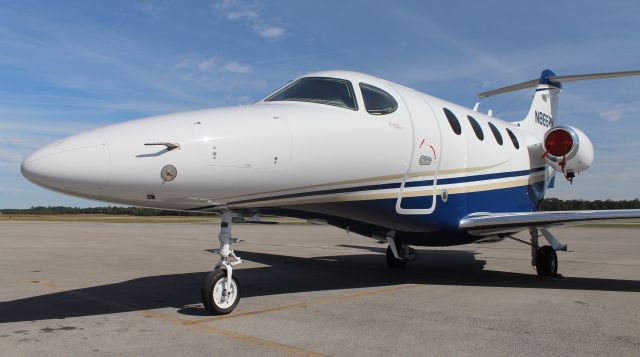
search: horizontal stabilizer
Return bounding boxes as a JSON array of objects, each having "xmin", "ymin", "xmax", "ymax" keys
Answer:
[
  {"xmin": 478, "ymin": 79, "xmax": 539, "ymax": 98},
  {"xmin": 460, "ymin": 209, "xmax": 640, "ymax": 236},
  {"xmin": 548, "ymin": 70, "xmax": 640, "ymax": 83},
  {"xmin": 479, "ymin": 70, "xmax": 640, "ymax": 98}
]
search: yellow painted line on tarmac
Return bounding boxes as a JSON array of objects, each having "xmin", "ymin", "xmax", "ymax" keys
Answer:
[
  {"xmin": 140, "ymin": 309, "xmax": 325, "ymax": 357},
  {"xmin": 186, "ymin": 283, "xmax": 420, "ymax": 325},
  {"xmin": 32, "ymin": 279, "xmax": 68, "ymax": 291},
  {"xmin": 29, "ymin": 280, "xmax": 325, "ymax": 357}
]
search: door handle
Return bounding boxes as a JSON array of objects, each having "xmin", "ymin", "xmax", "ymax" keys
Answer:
[{"xmin": 144, "ymin": 142, "xmax": 180, "ymax": 151}]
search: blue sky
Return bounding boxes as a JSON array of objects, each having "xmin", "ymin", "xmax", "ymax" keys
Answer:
[{"xmin": 1, "ymin": 0, "xmax": 639, "ymax": 208}]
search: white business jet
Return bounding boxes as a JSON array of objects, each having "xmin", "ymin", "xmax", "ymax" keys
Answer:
[{"xmin": 21, "ymin": 68, "xmax": 640, "ymax": 314}]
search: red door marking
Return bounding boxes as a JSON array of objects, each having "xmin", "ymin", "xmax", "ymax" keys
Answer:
[{"xmin": 429, "ymin": 145, "xmax": 436, "ymax": 160}]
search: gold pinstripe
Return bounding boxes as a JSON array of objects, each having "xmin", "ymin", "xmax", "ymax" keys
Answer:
[
  {"xmin": 227, "ymin": 173, "xmax": 545, "ymax": 209},
  {"xmin": 216, "ymin": 160, "xmax": 510, "ymax": 202}
]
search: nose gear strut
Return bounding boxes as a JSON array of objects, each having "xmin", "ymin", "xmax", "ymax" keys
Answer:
[{"xmin": 201, "ymin": 211, "xmax": 243, "ymax": 314}]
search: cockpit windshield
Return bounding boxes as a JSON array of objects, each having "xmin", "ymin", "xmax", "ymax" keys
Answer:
[{"xmin": 265, "ymin": 77, "xmax": 358, "ymax": 110}]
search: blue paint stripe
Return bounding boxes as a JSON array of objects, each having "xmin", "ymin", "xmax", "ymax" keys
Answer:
[
  {"xmin": 406, "ymin": 168, "xmax": 544, "ymax": 188},
  {"xmin": 191, "ymin": 167, "xmax": 546, "ymax": 209}
]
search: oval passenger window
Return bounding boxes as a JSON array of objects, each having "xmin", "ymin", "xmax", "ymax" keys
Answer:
[
  {"xmin": 443, "ymin": 108, "xmax": 462, "ymax": 135},
  {"xmin": 506, "ymin": 128, "xmax": 520, "ymax": 149},
  {"xmin": 488, "ymin": 122, "xmax": 503, "ymax": 145},
  {"xmin": 467, "ymin": 115, "xmax": 484, "ymax": 140}
]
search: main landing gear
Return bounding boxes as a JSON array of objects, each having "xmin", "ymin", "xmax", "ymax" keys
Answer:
[
  {"xmin": 528, "ymin": 227, "xmax": 566, "ymax": 278},
  {"xmin": 385, "ymin": 236, "xmax": 418, "ymax": 269},
  {"xmin": 201, "ymin": 211, "xmax": 243, "ymax": 314}
]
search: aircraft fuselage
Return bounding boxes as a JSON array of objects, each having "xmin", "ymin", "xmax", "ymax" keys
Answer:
[{"xmin": 21, "ymin": 71, "xmax": 547, "ymax": 246}]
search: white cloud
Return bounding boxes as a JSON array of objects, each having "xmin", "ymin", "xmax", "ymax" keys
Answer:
[
  {"xmin": 600, "ymin": 109, "xmax": 625, "ymax": 122},
  {"xmin": 198, "ymin": 58, "xmax": 217, "ymax": 72},
  {"xmin": 178, "ymin": 72, "xmax": 195, "ymax": 80},
  {"xmin": 223, "ymin": 61, "xmax": 252, "ymax": 73},
  {"xmin": 0, "ymin": 151, "xmax": 23, "ymax": 164},
  {"xmin": 175, "ymin": 57, "xmax": 252, "ymax": 76},
  {"xmin": 1, "ymin": 136, "xmax": 33, "ymax": 145},
  {"xmin": 599, "ymin": 106, "xmax": 640, "ymax": 122},
  {"xmin": 175, "ymin": 58, "xmax": 192, "ymax": 69},
  {"xmin": 0, "ymin": 135, "xmax": 51, "ymax": 151},
  {"xmin": 481, "ymin": 80, "xmax": 502, "ymax": 88},
  {"xmin": 227, "ymin": 10, "xmax": 259, "ymax": 20},
  {"xmin": 255, "ymin": 25, "xmax": 285, "ymax": 39},
  {"xmin": 0, "ymin": 135, "xmax": 59, "ymax": 169},
  {"xmin": 0, "ymin": 121, "xmax": 86, "ymax": 136},
  {"xmin": 211, "ymin": 0, "xmax": 286, "ymax": 40},
  {"xmin": 212, "ymin": 0, "xmax": 236, "ymax": 9},
  {"xmin": 134, "ymin": 0, "xmax": 166, "ymax": 19}
]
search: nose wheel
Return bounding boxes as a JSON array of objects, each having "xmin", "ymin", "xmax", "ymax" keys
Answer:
[
  {"xmin": 201, "ymin": 211, "xmax": 243, "ymax": 315},
  {"xmin": 202, "ymin": 269, "xmax": 241, "ymax": 314}
]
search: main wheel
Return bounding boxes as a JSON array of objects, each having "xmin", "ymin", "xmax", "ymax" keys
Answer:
[
  {"xmin": 201, "ymin": 269, "xmax": 240, "ymax": 315},
  {"xmin": 386, "ymin": 245, "xmax": 408, "ymax": 269},
  {"xmin": 535, "ymin": 245, "xmax": 558, "ymax": 277}
]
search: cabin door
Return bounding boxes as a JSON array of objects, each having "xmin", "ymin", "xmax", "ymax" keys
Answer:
[{"xmin": 395, "ymin": 90, "xmax": 442, "ymax": 215}]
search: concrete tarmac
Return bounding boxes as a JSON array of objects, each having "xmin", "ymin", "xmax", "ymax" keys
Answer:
[{"xmin": 1, "ymin": 221, "xmax": 639, "ymax": 356}]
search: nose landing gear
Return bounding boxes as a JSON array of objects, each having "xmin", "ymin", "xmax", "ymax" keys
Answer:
[
  {"xmin": 201, "ymin": 269, "xmax": 240, "ymax": 314},
  {"xmin": 201, "ymin": 211, "xmax": 243, "ymax": 315}
]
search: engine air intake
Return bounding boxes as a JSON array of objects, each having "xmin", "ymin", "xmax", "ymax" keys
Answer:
[
  {"xmin": 544, "ymin": 128, "xmax": 574, "ymax": 157},
  {"xmin": 542, "ymin": 125, "xmax": 594, "ymax": 183}
]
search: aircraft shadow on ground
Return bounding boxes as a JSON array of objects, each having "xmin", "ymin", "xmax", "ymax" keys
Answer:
[{"xmin": 2, "ymin": 247, "xmax": 639, "ymax": 323}]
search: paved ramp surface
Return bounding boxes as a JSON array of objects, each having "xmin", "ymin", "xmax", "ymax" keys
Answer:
[{"xmin": 1, "ymin": 222, "xmax": 639, "ymax": 356}]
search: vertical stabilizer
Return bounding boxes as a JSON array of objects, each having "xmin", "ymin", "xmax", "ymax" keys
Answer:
[
  {"xmin": 476, "ymin": 68, "xmax": 640, "ymax": 201},
  {"xmin": 516, "ymin": 70, "xmax": 561, "ymax": 140}
]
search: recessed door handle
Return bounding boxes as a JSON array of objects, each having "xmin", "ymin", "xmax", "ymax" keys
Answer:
[{"xmin": 144, "ymin": 142, "xmax": 180, "ymax": 151}]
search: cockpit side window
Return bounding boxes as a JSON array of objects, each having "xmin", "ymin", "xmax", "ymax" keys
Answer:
[
  {"xmin": 265, "ymin": 77, "xmax": 357, "ymax": 110},
  {"xmin": 359, "ymin": 83, "xmax": 398, "ymax": 115}
]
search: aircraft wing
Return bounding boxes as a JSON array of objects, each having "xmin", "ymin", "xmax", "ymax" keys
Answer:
[{"xmin": 459, "ymin": 209, "xmax": 640, "ymax": 236}]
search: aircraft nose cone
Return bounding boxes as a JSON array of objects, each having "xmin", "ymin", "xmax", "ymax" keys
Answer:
[{"xmin": 21, "ymin": 130, "xmax": 110, "ymax": 198}]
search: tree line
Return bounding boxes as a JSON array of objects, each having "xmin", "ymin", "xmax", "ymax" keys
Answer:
[
  {"xmin": 1, "ymin": 199, "xmax": 639, "ymax": 216},
  {"xmin": 539, "ymin": 198, "xmax": 640, "ymax": 211}
]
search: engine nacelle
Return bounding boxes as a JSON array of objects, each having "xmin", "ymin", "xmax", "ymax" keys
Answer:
[{"xmin": 543, "ymin": 125, "xmax": 594, "ymax": 179}]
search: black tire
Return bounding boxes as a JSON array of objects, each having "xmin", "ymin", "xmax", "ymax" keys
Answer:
[
  {"xmin": 407, "ymin": 247, "xmax": 418, "ymax": 262},
  {"xmin": 386, "ymin": 245, "xmax": 408, "ymax": 269},
  {"xmin": 535, "ymin": 245, "xmax": 558, "ymax": 277},
  {"xmin": 201, "ymin": 269, "xmax": 240, "ymax": 315}
]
